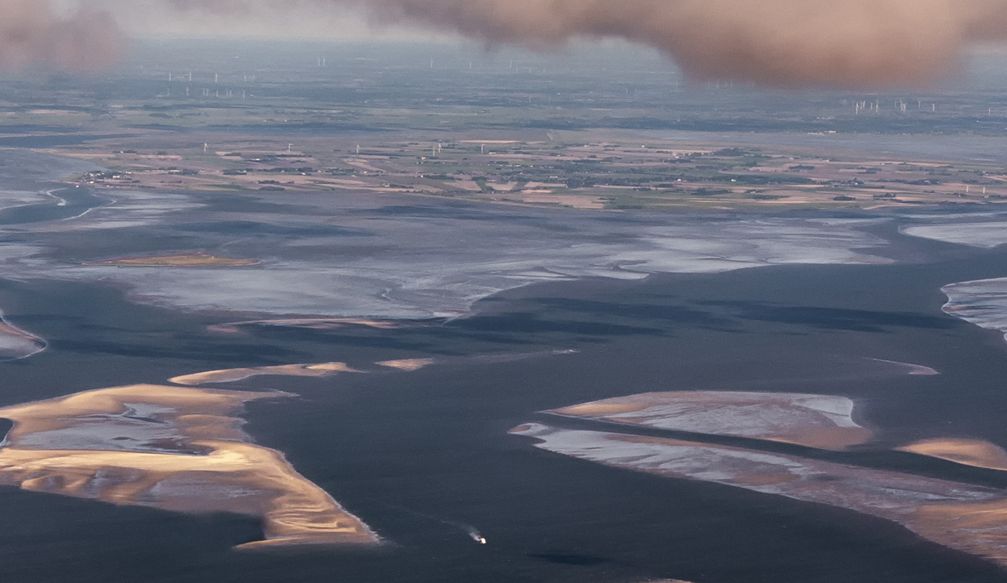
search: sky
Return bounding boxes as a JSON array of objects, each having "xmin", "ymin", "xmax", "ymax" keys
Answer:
[{"xmin": 11, "ymin": 0, "xmax": 1007, "ymax": 87}]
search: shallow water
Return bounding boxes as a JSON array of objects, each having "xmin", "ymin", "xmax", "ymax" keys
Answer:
[{"xmin": 2, "ymin": 236, "xmax": 1007, "ymax": 581}]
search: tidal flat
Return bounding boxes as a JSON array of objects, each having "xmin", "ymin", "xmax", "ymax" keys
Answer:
[{"xmin": 2, "ymin": 233, "xmax": 1007, "ymax": 582}]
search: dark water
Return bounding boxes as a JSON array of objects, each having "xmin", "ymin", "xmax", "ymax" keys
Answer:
[
  {"xmin": 0, "ymin": 187, "xmax": 107, "ymax": 226},
  {"xmin": 2, "ymin": 239, "xmax": 1007, "ymax": 582}
]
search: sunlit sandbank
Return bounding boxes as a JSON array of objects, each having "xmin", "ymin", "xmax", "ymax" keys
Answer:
[
  {"xmin": 512, "ymin": 423, "xmax": 1007, "ymax": 568},
  {"xmin": 899, "ymin": 439, "xmax": 1007, "ymax": 472},
  {"xmin": 208, "ymin": 318, "xmax": 407, "ymax": 334},
  {"xmin": 377, "ymin": 359, "xmax": 435, "ymax": 372},
  {"xmin": 88, "ymin": 252, "xmax": 261, "ymax": 268},
  {"xmin": 0, "ymin": 385, "xmax": 379, "ymax": 549},
  {"xmin": 0, "ymin": 310, "xmax": 46, "ymax": 361},
  {"xmin": 550, "ymin": 391, "xmax": 871, "ymax": 451},
  {"xmin": 902, "ymin": 221, "xmax": 1007, "ymax": 249},
  {"xmin": 170, "ymin": 363, "xmax": 361, "ymax": 386},
  {"xmin": 867, "ymin": 358, "xmax": 940, "ymax": 376}
]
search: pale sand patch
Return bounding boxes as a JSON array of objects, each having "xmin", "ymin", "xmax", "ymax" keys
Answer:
[
  {"xmin": 88, "ymin": 252, "xmax": 260, "ymax": 268},
  {"xmin": 0, "ymin": 385, "xmax": 379, "ymax": 549},
  {"xmin": 551, "ymin": 391, "xmax": 871, "ymax": 451},
  {"xmin": 170, "ymin": 363, "xmax": 361, "ymax": 386},
  {"xmin": 512, "ymin": 423, "xmax": 1007, "ymax": 569},
  {"xmin": 377, "ymin": 359, "xmax": 435, "ymax": 372},
  {"xmin": 899, "ymin": 439, "xmax": 1007, "ymax": 472}
]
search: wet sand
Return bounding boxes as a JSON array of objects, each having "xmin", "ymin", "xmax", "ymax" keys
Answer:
[
  {"xmin": 0, "ymin": 384, "xmax": 379, "ymax": 549},
  {"xmin": 550, "ymin": 391, "xmax": 872, "ymax": 451},
  {"xmin": 0, "ymin": 310, "xmax": 46, "ymax": 361},
  {"xmin": 512, "ymin": 423, "xmax": 1007, "ymax": 569}
]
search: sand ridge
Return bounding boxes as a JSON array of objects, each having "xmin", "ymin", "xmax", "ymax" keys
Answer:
[
  {"xmin": 170, "ymin": 362, "xmax": 361, "ymax": 386},
  {"xmin": 88, "ymin": 252, "xmax": 261, "ymax": 268}
]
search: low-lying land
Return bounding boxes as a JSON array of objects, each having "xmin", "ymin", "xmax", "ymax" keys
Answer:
[{"xmin": 44, "ymin": 131, "xmax": 1007, "ymax": 212}]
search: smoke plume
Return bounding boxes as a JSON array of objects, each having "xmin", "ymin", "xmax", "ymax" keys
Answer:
[
  {"xmin": 336, "ymin": 0, "xmax": 1007, "ymax": 87},
  {"xmin": 5, "ymin": 0, "xmax": 1007, "ymax": 86},
  {"xmin": 0, "ymin": 0, "xmax": 123, "ymax": 71}
]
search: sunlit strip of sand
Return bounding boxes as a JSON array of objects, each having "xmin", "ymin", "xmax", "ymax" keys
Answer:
[
  {"xmin": 511, "ymin": 423, "xmax": 1007, "ymax": 568},
  {"xmin": 866, "ymin": 358, "xmax": 940, "ymax": 376},
  {"xmin": 208, "ymin": 318, "xmax": 406, "ymax": 334},
  {"xmin": 550, "ymin": 391, "xmax": 871, "ymax": 451},
  {"xmin": 0, "ymin": 309, "xmax": 47, "ymax": 361},
  {"xmin": 902, "ymin": 222, "xmax": 1007, "ymax": 249},
  {"xmin": 898, "ymin": 439, "xmax": 1007, "ymax": 472},
  {"xmin": 377, "ymin": 359, "xmax": 435, "ymax": 372},
  {"xmin": 0, "ymin": 385, "xmax": 379, "ymax": 549},
  {"xmin": 170, "ymin": 362, "xmax": 361, "ymax": 386},
  {"xmin": 88, "ymin": 253, "xmax": 260, "ymax": 268}
]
